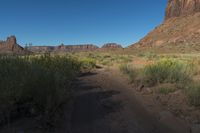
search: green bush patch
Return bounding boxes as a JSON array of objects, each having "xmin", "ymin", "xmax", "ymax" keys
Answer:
[
  {"xmin": 186, "ymin": 84, "xmax": 200, "ymax": 106},
  {"xmin": 0, "ymin": 55, "xmax": 95, "ymax": 127},
  {"xmin": 143, "ymin": 59, "xmax": 191, "ymax": 86}
]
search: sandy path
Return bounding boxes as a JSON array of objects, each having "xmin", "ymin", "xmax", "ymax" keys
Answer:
[{"xmin": 70, "ymin": 68, "xmax": 190, "ymax": 133}]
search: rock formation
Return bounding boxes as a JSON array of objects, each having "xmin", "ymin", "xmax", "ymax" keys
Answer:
[
  {"xmin": 28, "ymin": 44, "xmax": 99, "ymax": 53},
  {"xmin": 0, "ymin": 36, "xmax": 24, "ymax": 53},
  {"xmin": 27, "ymin": 46, "xmax": 55, "ymax": 53},
  {"xmin": 102, "ymin": 43, "xmax": 123, "ymax": 49},
  {"xmin": 131, "ymin": 0, "xmax": 200, "ymax": 49},
  {"xmin": 28, "ymin": 43, "xmax": 124, "ymax": 53},
  {"xmin": 57, "ymin": 44, "xmax": 99, "ymax": 52},
  {"xmin": 165, "ymin": 0, "xmax": 200, "ymax": 20}
]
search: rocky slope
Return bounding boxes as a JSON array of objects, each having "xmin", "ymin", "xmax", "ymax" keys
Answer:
[
  {"xmin": 131, "ymin": 0, "xmax": 200, "ymax": 49},
  {"xmin": 0, "ymin": 36, "xmax": 24, "ymax": 53}
]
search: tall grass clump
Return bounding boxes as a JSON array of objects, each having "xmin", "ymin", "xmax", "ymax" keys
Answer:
[
  {"xmin": 0, "ymin": 55, "xmax": 93, "ymax": 127},
  {"xmin": 185, "ymin": 84, "xmax": 200, "ymax": 106},
  {"xmin": 79, "ymin": 57, "xmax": 96, "ymax": 72},
  {"xmin": 137, "ymin": 52, "xmax": 158, "ymax": 60},
  {"xmin": 143, "ymin": 59, "xmax": 191, "ymax": 86},
  {"xmin": 120, "ymin": 64, "xmax": 138, "ymax": 82}
]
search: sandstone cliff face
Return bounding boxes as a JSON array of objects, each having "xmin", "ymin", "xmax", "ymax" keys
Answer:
[
  {"xmin": 27, "ymin": 46, "xmax": 55, "ymax": 53},
  {"xmin": 131, "ymin": 0, "xmax": 200, "ymax": 49},
  {"xmin": 102, "ymin": 43, "xmax": 123, "ymax": 49},
  {"xmin": 28, "ymin": 44, "xmax": 99, "ymax": 53},
  {"xmin": 0, "ymin": 36, "xmax": 24, "ymax": 53},
  {"xmin": 57, "ymin": 44, "xmax": 98, "ymax": 52},
  {"xmin": 165, "ymin": 0, "xmax": 200, "ymax": 20}
]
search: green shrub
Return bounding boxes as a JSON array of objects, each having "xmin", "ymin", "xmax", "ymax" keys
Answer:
[
  {"xmin": 186, "ymin": 84, "xmax": 200, "ymax": 106},
  {"xmin": 101, "ymin": 59, "xmax": 112, "ymax": 66},
  {"xmin": 143, "ymin": 59, "xmax": 191, "ymax": 86},
  {"xmin": 120, "ymin": 64, "xmax": 138, "ymax": 82},
  {"xmin": 117, "ymin": 55, "xmax": 132, "ymax": 63},
  {"xmin": 79, "ymin": 57, "xmax": 96, "ymax": 72},
  {"xmin": 0, "ymin": 55, "xmax": 92, "ymax": 126},
  {"xmin": 143, "ymin": 52, "xmax": 158, "ymax": 60},
  {"xmin": 156, "ymin": 87, "xmax": 175, "ymax": 95}
]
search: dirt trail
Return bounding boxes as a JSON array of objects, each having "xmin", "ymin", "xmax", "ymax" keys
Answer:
[
  {"xmin": 70, "ymin": 67, "xmax": 190, "ymax": 133},
  {"xmin": 0, "ymin": 67, "xmax": 191, "ymax": 133}
]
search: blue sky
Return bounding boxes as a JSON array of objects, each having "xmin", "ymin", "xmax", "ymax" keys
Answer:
[{"xmin": 0, "ymin": 0, "xmax": 167, "ymax": 47}]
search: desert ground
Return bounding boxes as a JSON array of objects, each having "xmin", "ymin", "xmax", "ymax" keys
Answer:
[{"xmin": 0, "ymin": 49, "xmax": 200, "ymax": 133}]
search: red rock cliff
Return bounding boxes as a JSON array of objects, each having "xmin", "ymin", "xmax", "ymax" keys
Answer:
[
  {"xmin": 130, "ymin": 0, "xmax": 200, "ymax": 48},
  {"xmin": 0, "ymin": 36, "xmax": 24, "ymax": 53},
  {"xmin": 165, "ymin": 0, "xmax": 200, "ymax": 20}
]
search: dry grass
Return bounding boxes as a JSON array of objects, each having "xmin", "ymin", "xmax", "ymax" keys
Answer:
[{"xmin": 0, "ymin": 54, "xmax": 96, "ymax": 127}]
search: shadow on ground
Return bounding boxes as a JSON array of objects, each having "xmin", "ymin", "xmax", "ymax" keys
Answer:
[{"xmin": 71, "ymin": 72, "xmax": 122, "ymax": 132}]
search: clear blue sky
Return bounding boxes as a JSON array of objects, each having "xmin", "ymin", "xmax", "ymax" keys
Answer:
[{"xmin": 0, "ymin": 0, "xmax": 167, "ymax": 47}]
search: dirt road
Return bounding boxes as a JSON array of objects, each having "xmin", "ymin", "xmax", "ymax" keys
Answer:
[{"xmin": 70, "ymin": 67, "xmax": 190, "ymax": 133}]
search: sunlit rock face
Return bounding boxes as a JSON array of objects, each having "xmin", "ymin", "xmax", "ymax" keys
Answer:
[
  {"xmin": 165, "ymin": 0, "xmax": 200, "ymax": 20},
  {"xmin": 130, "ymin": 0, "xmax": 200, "ymax": 49}
]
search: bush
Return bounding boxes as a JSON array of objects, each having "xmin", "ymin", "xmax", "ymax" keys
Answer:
[
  {"xmin": 186, "ymin": 84, "xmax": 200, "ymax": 106},
  {"xmin": 157, "ymin": 87, "xmax": 175, "ymax": 95},
  {"xmin": 0, "ymin": 55, "xmax": 88, "ymax": 126},
  {"xmin": 143, "ymin": 59, "xmax": 191, "ymax": 86},
  {"xmin": 120, "ymin": 64, "xmax": 138, "ymax": 82},
  {"xmin": 143, "ymin": 52, "xmax": 158, "ymax": 60},
  {"xmin": 79, "ymin": 57, "xmax": 96, "ymax": 72}
]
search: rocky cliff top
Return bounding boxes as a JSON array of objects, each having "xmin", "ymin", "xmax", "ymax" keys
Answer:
[{"xmin": 165, "ymin": 0, "xmax": 200, "ymax": 20}]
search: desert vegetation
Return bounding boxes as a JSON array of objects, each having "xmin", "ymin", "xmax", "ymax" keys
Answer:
[
  {"xmin": 0, "ymin": 54, "xmax": 96, "ymax": 127},
  {"xmin": 1, "ymin": 50, "xmax": 200, "ymax": 132},
  {"xmin": 68, "ymin": 52, "xmax": 133, "ymax": 66},
  {"xmin": 120, "ymin": 54, "xmax": 200, "ymax": 107}
]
